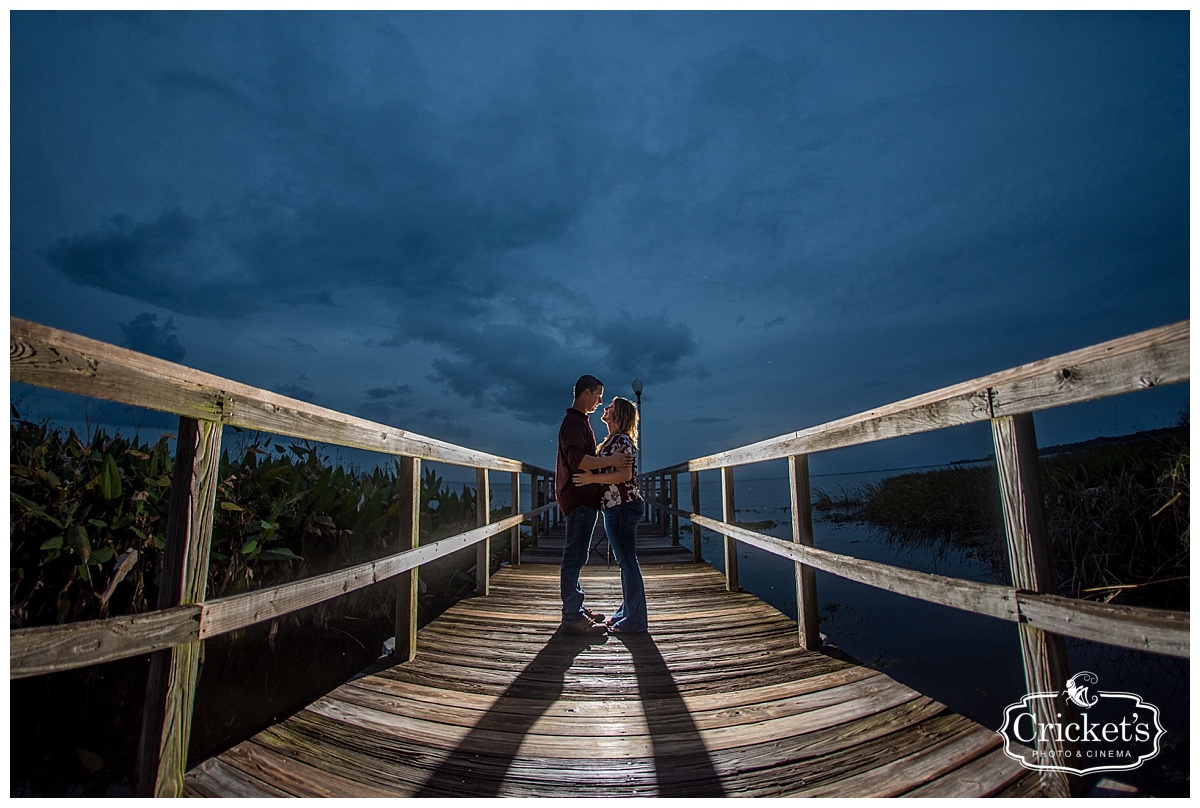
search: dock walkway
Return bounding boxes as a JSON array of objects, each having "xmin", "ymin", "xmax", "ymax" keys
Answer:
[{"xmin": 184, "ymin": 540, "xmax": 1046, "ymax": 797}]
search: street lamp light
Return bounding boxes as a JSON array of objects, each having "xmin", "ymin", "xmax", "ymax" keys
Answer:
[{"xmin": 631, "ymin": 379, "xmax": 643, "ymax": 489}]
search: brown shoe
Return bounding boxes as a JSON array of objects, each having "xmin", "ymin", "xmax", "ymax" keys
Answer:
[
  {"xmin": 583, "ymin": 607, "xmax": 606, "ymax": 623},
  {"xmin": 561, "ymin": 618, "xmax": 607, "ymax": 636}
]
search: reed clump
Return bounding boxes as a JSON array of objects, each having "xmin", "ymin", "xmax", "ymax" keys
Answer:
[
  {"xmin": 817, "ymin": 426, "xmax": 1189, "ymax": 609},
  {"xmin": 10, "ymin": 411, "xmax": 521, "ymax": 630},
  {"xmin": 9, "ymin": 411, "xmax": 528, "ymax": 796}
]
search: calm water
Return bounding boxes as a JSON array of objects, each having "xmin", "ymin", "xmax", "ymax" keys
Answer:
[{"xmin": 679, "ymin": 473, "xmax": 1189, "ymax": 797}]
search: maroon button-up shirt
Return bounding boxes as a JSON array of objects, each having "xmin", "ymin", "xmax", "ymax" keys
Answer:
[{"xmin": 555, "ymin": 407, "xmax": 601, "ymax": 515}]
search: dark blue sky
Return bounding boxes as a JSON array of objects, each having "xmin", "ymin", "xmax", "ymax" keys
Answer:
[{"xmin": 9, "ymin": 11, "xmax": 1190, "ymax": 477}]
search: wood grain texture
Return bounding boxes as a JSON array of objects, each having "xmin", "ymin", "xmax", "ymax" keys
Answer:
[
  {"xmin": 9, "ymin": 605, "xmax": 201, "ymax": 678},
  {"xmin": 394, "ymin": 457, "xmax": 421, "ymax": 662},
  {"xmin": 992, "ymin": 413, "xmax": 1075, "ymax": 797},
  {"xmin": 10, "ymin": 317, "xmax": 552, "ymax": 475},
  {"xmin": 199, "ymin": 513, "xmax": 524, "ymax": 639},
  {"xmin": 673, "ymin": 509, "xmax": 1187, "ymax": 657},
  {"xmin": 475, "ymin": 468, "xmax": 491, "ymax": 596},
  {"xmin": 510, "ymin": 472, "xmax": 522, "ymax": 566},
  {"xmin": 138, "ymin": 417, "xmax": 223, "ymax": 797},
  {"xmin": 789, "ymin": 454, "xmax": 821, "ymax": 650},
  {"xmin": 184, "ymin": 563, "xmax": 1046, "ymax": 797},
  {"xmin": 690, "ymin": 471, "xmax": 702, "ymax": 562},
  {"xmin": 721, "ymin": 467, "xmax": 739, "ymax": 593},
  {"xmin": 670, "ymin": 473, "xmax": 680, "ymax": 545},
  {"xmin": 651, "ymin": 321, "xmax": 1187, "ymax": 474}
]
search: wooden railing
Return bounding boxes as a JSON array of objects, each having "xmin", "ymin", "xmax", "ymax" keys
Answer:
[
  {"xmin": 8, "ymin": 317, "xmax": 559, "ymax": 797},
  {"xmin": 640, "ymin": 320, "xmax": 1189, "ymax": 796}
]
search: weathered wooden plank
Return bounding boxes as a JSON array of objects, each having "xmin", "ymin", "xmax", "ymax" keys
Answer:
[
  {"xmin": 658, "ymin": 321, "xmax": 1187, "ymax": 474},
  {"xmin": 681, "ymin": 511, "xmax": 1189, "ymax": 656},
  {"xmin": 992, "ymin": 413, "xmax": 1076, "ymax": 798},
  {"xmin": 9, "ymin": 605, "xmax": 201, "ymax": 678},
  {"xmin": 990, "ymin": 335, "xmax": 1190, "ymax": 417},
  {"xmin": 182, "ymin": 757, "xmax": 292, "ymax": 797},
  {"xmin": 1017, "ymin": 590, "xmax": 1189, "ymax": 658},
  {"xmin": 199, "ymin": 514, "xmax": 524, "ymax": 638},
  {"xmin": 794, "ymin": 724, "xmax": 1000, "ymax": 797},
  {"xmin": 331, "ymin": 670, "xmax": 903, "ymax": 736},
  {"xmin": 689, "ymin": 512, "xmax": 1018, "ymax": 622},
  {"xmin": 185, "ymin": 563, "xmax": 1030, "ymax": 797},
  {"xmin": 903, "ymin": 745, "xmax": 1031, "ymax": 797},
  {"xmin": 510, "ymin": 472, "xmax": 522, "ymax": 566},
  {"xmin": 475, "ymin": 467, "xmax": 491, "ymax": 596},
  {"xmin": 225, "ymin": 739, "xmax": 402, "ymax": 798},
  {"xmin": 343, "ymin": 665, "xmax": 881, "ymax": 718},
  {"xmin": 9, "ymin": 316, "xmax": 551, "ymax": 475},
  {"xmin": 245, "ymin": 695, "xmax": 951, "ymax": 797},
  {"xmin": 137, "ymin": 416, "xmax": 222, "ymax": 798},
  {"xmin": 302, "ymin": 678, "xmax": 924, "ymax": 759},
  {"xmin": 670, "ymin": 473, "xmax": 680, "ymax": 544},
  {"xmin": 788, "ymin": 454, "xmax": 820, "ymax": 650},
  {"xmin": 721, "ymin": 467, "xmax": 739, "ymax": 592},
  {"xmin": 394, "ymin": 457, "xmax": 420, "ymax": 662}
]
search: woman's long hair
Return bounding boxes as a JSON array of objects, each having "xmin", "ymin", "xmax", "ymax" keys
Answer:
[{"xmin": 598, "ymin": 396, "xmax": 639, "ymax": 452}]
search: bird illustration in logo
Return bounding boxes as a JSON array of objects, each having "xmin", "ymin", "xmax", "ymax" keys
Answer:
[{"xmin": 1064, "ymin": 671, "xmax": 1100, "ymax": 709}]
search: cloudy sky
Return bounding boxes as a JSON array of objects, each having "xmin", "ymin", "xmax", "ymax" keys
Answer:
[{"xmin": 9, "ymin": 10, "xmax": 1190, "ymax": 478}]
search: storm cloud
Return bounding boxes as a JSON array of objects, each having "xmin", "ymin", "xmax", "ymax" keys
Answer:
[
  {"xmin": 10, "ymin": 11, "xmax": 1189, "ymax": 470},
  {"xmin": 118, "ymin": 311, "xmax": 187, "ymax": 362}
]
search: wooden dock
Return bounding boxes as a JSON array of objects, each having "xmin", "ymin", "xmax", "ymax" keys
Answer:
[
  {"xmin": 11, "ymin": 319, "xmax": 1188, "ymax": 797},
  {"xmin": 183, "ymin": 558, "xmax": 1048, "ymax": 797}
]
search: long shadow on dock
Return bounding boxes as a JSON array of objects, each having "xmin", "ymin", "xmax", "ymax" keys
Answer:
[
  {"xmin": 413, "ymin": 628, "xmax": 603, "ymax": 797},
  {"xmin": 616, "ymin": 631, "xmax": 725, "ymax": 797}
]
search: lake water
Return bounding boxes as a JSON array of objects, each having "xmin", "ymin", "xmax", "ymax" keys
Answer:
[
  {"xmin": 681, "ymin": 472, "xmax": 1189, "ymax": 798},
  {"xmin": 450, "ymin": 467, "xmax": 1188, "ymax": 796}
]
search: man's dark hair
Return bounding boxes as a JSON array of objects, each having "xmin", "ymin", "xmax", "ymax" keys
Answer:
[{"xmin": 574, "ymin": 374, "xmax": 604, "ymax": 398}]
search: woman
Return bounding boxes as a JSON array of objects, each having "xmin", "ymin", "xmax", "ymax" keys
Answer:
[{"xmin": 572, "ymin": 396, "xmax": 647, "ymax": 634}]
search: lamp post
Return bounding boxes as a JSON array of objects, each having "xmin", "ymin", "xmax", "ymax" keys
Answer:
[{"xmin": 631, "ymin": 379, "xmax": 643, "ymax": 494}]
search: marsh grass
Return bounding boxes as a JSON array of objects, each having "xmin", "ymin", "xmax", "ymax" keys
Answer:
[
  {"xmin": 816, "ymin": 426, "xmax": 1189, "ymax": 609},
  {"xmin": 9, "ymin": 412, "xmax": 530, "ymax": 795}
]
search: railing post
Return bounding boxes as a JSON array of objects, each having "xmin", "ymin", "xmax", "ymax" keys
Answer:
[
  {"xmin": 992, "ymin": 413, "xmax": 1077, "ymax": 797},
  {"xmin": 551, "ymin": 474, "xmax": 559, "ymax": 528},
  {"xmin": 789, "ymin": 455, "xmax": 821, "ymax": 650},
  {"xmin": 721, "ymin": 467, "xmax": 739, "ymax": 592},
  {"xmin": 394, "ymin": 456, "xmax": 420, "ymax": 662},
  {"xmin": 670, "ymin": 473, "xmax": 680, "ymax": 545},
  {"xmin": 657, "ymin": 475, "xmax": 667, "ymax": 533},
  {"xmin": 476, "ymin": 468, "xmax": 491, "ymax": 596},
  {"xmin": 510, "ymin": 471, "xmax": 521, "ymax": 566},
  {"xmin": 539, "ymin": 475, "xmax": 548, "ymax": 535},
  {"xmin": 530, "ymin": 474, "xmax": 540, "ymax": 547},
  {"xmin": 690, "ymin": 470, "xmax": 702, "ymax": 562},
  {"xmin": 136, "ymin": 417, "xmax": 222, "ymax": 797}
]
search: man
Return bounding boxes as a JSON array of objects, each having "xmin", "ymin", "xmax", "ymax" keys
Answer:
[{"xmin": 556, "ymin": 374, "xmax": 633, "ymax": 635}]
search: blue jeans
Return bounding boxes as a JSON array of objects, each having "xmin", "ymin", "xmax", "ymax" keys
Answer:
[
  {"xmin": 604, "ymin": 500, "xmax": 647, "ymax": 632},
  {"xmin": 561, "ymin": 505, "xmax": 599, "ymax": 622}
]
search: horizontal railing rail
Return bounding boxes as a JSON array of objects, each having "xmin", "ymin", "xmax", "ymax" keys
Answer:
[
  {"xmin": 11, "ymin": 317, "xmax": 548, "ymax": 474},
  {"xmin": 641, "ymin": 320, "xmax": 1189, "ymax": 797},
  {"xmin": 654, "ymin": 321, "xmax": 1187, "ymax": 475},
  {"xmin": 9, "ymin": 511, "xmax": 549, "ymax": 678},
  {"xmin": 670, "ymin": 508, "xmax": 1187, "ymax": 657},
  {"xmin": 9, "ymin": 316, "xmax": 559, "ymax": 796}
]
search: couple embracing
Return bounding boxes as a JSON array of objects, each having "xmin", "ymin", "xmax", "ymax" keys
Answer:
[{"xmin": 554, "ymin": 374, "xmax": 647, "ymax": 636}]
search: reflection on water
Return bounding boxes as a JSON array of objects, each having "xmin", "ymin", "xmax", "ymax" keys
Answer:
[{"xmin": 682, "ymin": 475, "xmax": 1189, "ymax": 798}]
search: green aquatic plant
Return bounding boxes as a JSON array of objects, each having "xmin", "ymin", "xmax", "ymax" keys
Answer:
[{"xmin": 10, "ymin": 413, "xmax": 524, "ymax": 629}]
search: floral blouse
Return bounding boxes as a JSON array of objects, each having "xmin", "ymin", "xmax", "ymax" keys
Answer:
[{"xmin": 597, "ymin": 433, "xmax": 643, "ymax": 509}]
